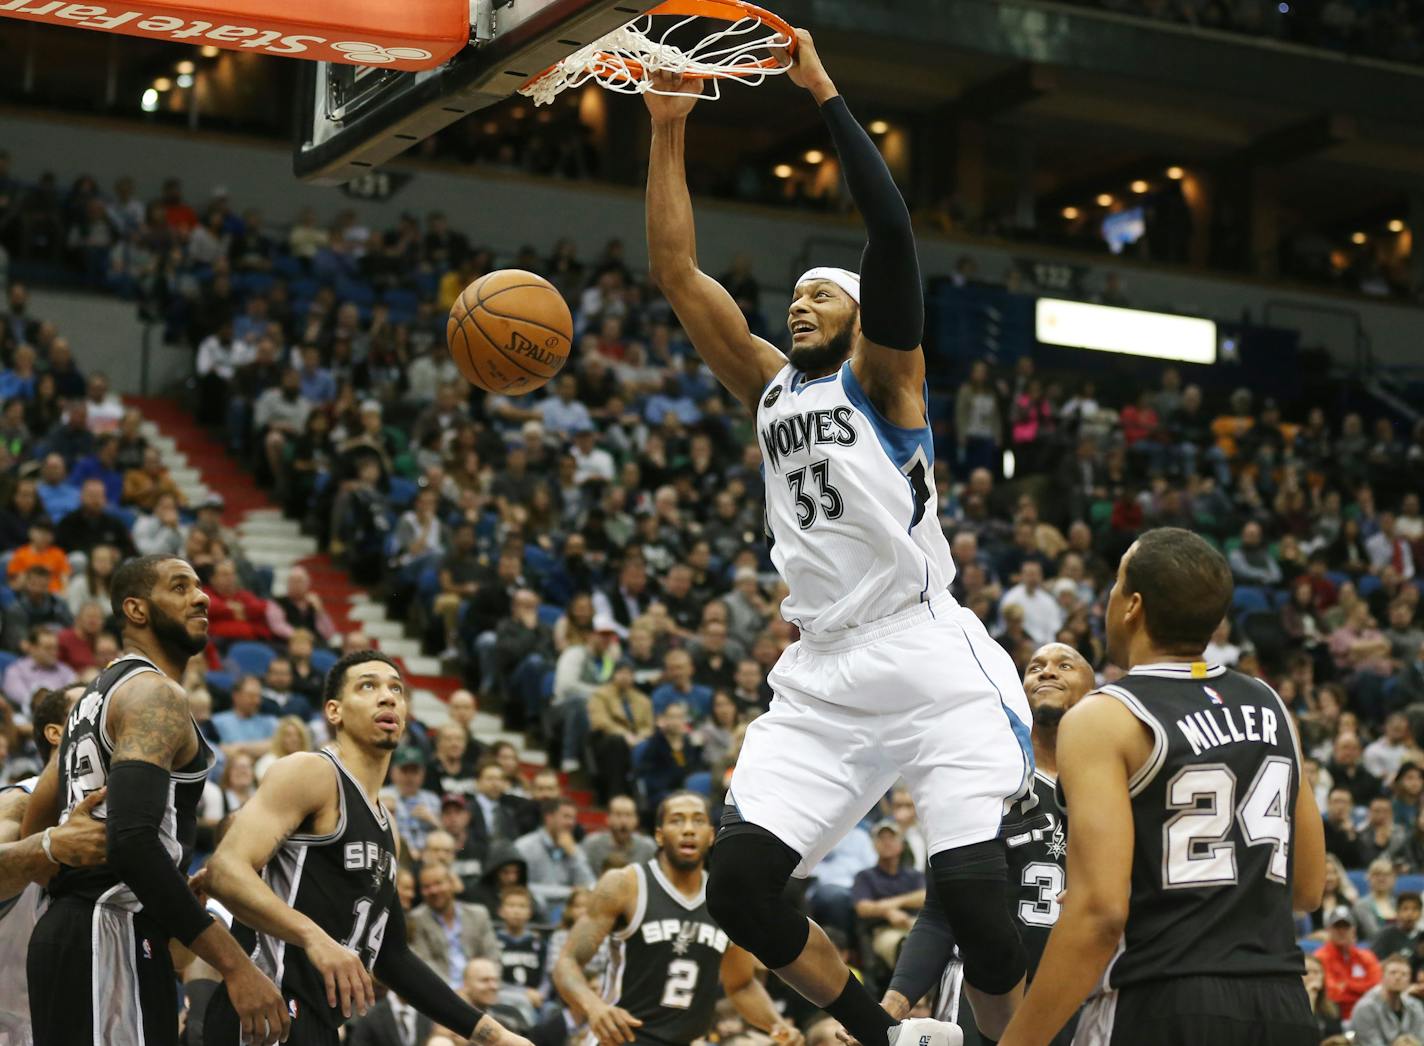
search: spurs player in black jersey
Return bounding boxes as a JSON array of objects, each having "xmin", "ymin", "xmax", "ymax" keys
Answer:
[
  {"xmin": 883, "ymin": 644, "xmax": 1094, "ymax": 1046},
  {"xmin": 200, "ymin": 650, "xmax": 533, "ymax": 1046},
  {"xmin": 999, "ymin": 528, "xmax": 1327, "ymax": 1046},
  {"xmin": 22, "ymin": 555, "xmax": 288, "ymax": 1046},
  {"xmin": 553, "ymin": 792, "xmax": 802, "ymax": 1046}
]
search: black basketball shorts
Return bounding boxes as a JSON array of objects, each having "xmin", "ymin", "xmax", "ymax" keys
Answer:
[
  {"xmin": 28, "ymin": 896, "xmax": 179, "ymax": 1046},
  {"xmin": 204, "ymin": 983, "xmax": 339, "ymax": 1046},
  {"xmin": 1075, "ymin": 974, "xmax": 1317, "ymax": 1046}
]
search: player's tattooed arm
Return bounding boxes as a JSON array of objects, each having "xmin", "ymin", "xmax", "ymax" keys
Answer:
[
  {"xmin": 721, "ymin": 945, "xmax": 805, "ymax": 1046},
  {"xmin": 108, "ymin": 673, "xmax": 198, "ymax": 770},
  {"xmin": 553, "ymin": 866, "xmax": 644, "ymax": 1043}
]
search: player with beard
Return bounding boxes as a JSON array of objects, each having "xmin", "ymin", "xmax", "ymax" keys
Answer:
[
  {"xmin": 879, "ymin": 644, "xmax": 1095, "ymax": 1046},
  {"xmin": 553, "ymin": 791, "xmax": 804, "ymax": 1046},
  {"xmin": 0, "ymin": 681, "xmax": 104, "ymax": 1046},
  {"xmin": 644, "ymin": 33, "xmax": 1031, "ymax": 1046},
  {"xmin": 24, "ymin": 554, "xmax": 289, "ymax": 1046},
  {"xmin": 199, "ymin": 650, "xmax": 534, "ymax": 1046}
]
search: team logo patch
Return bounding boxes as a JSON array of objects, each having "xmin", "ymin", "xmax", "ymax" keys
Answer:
[
  {"xmin": 762, "ymin": 385, "xmax": 782, "ymax": 408},
  {"xmin": 1203, "ymin": 686, "xmax": 1224, "ymax": 706}
]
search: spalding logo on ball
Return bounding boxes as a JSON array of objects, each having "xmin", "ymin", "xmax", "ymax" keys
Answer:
[{"xmin": 446, "ymin": 269, "xmax": 572, "ymax": 394}]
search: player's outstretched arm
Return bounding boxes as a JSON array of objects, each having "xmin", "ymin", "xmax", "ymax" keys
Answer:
[
  {"xmin": 0, "ymin": 785, "xmax": 107, "ymax": 897},
  {"xmin": 202, "ymin": 751, "xmax": 376, "ymax": 1019},
  {"xmin": 108, "ymin": 673, "xmax": 290, "ymax": 1046},
  {"xmin": 721, "ymin": 945, "xmax": 805, "ymax": 1046},
  {"xmin": 552, "ymin": 866, "xmax": 644, "ymax": 1044},
  {"xmin": 787, "ymin": 30, "xmax": 926, "ymax": 429},
  {"xmin": 644, "ymin": 76, "xmax": 786, "ymax": 413},
  {"xmin": 998, "ymin": 696, "xmax": 1136, "ymax": 1046}
]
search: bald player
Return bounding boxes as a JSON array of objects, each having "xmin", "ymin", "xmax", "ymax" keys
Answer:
[{"xmin": 882, "ymin": 644, "xmax": 1095, "ymax": 1046}]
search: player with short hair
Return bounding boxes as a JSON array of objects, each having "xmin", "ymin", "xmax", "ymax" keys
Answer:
[
  {"xmin": 0, "ymin": 681, "xmax": 100, "ymax": 1046},
  {"xmin": 200, "ymin": 649, "xmax": 534, "ymax": 1046},
  {"xmin": 884, "ymin": 644, "xmax": 1095, "ymax": 1046},
  {"xmin": 24, "ymin": 554, "xmax": 289, "ymax": 1046},
  {"xmin": 553, "ymin": 791, "xmax": 804, "ymax": 1046},
  {"xmin": 999, "ymin": 528, "xmax": 1327, "ymax": 1046},
  {"xmin": 644, "ymin": 30, "xmax": 1031, "ymax": 1046}
]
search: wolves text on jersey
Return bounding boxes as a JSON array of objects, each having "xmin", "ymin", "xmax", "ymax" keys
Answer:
[{"xmin": 760, "ymin": 406, "xmax": 858, "ymax": 472}]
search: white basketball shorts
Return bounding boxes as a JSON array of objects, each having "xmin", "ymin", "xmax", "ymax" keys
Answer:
[{"xmin": 726, "ymin": 591, "xmax": 1033, "ymax": 877}]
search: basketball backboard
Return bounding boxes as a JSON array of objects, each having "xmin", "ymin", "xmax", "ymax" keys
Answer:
[{"xmin": 294, "ymin": 0, "xmax": 662, "ymax": 186}]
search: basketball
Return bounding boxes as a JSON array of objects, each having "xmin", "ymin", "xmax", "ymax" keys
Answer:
[{"xmin": 446, "ymin": 269, "xmax": 573, "ymax": 394}]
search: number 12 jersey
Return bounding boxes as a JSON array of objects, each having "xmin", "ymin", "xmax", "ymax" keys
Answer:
[{"xmin": 757, "ymin": 362, "xmax": 955, "ymax": 635}]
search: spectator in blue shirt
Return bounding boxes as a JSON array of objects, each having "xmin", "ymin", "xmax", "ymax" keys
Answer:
[
  {"xmin": 538, "ymin": 374, "xmax": 594, "ymax": 437},
  {"xmin": 68, "ymin": 433, "xmax": 124, "ymax": 506},
  {"xmin": 385, "ymin": 744, "xmax": 444, "ymax": 857},
  {"xmin": 211, "ymin": 674, "xmax": 279, "ymax": 759},
  {"xmin": 0, "ymin": 344, "xmax": 37, "ymax": 401},
  {"xmin": 642, "ymin": 374, "xmax": 701, "ymax": 427},
  {"xmin": 35, "ymin": 452, "xmax": 81, "ymax": 521},
  {"xmin": 851, "ymin": 820, "xmax": 926, "ymax": 970},
  {"xmin": 297, "ymin": 344, "xmax": 336, "ymax": 405},
  {"xmin": 650, "ymin": 648, "xmax": 713, "ymax": 720},
  {"xmin": 634, "ymin": 701, "xmax": 705, "ymax": 816}
]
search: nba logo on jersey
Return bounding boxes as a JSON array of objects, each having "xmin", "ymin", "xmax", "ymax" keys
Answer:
[
  {"xmin": 142, "ymin": 938, "xmax": 152, "ymax": 959},
  {"xmin": 288, "ymin": 999, "xmax": 300, "ymax": 1019},
  {"xmin": 1203, "ymin": 686, "xmax": 1224, "ymax": 705}
]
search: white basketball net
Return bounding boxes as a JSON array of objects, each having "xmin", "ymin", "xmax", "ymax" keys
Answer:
[{"xmin": 519, "ymin": 9, "xmax": 793, "ymax": 106}]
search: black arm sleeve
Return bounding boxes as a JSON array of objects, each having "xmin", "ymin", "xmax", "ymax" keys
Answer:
[
  {"xmin": 819, "ymin": 95, "xmax": 924, "ymax": 351},
  {"xmin": 374, "ymin": 901, "xmax": 488, "ymax": 1036},
  {"xmin": 107, "ymin": 760, "xmax": 214, "ymax": 947},
  {"xmin": 886, "ymin": 879, "xmax": 958, "ymax": 1005}
]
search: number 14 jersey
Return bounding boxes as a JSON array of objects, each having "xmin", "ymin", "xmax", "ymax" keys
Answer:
[
  {"xmin": 233, "ymin": 748, "xmax": 398, "ymax": 1028},
  {"xmin": 756, "ymin": 362, "xmax": 955, "ymax": 636},
  {"xmin": 1083, "ymin": 663, "xmax": 1305, "ymax": 991}
]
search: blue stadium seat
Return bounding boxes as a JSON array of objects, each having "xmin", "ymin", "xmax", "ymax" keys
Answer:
[
  {"xmin": 1326, "ymin": 571, "xmax": 1350, "ymax": 588},
  {"xmin": 310, "ymin": 648, "xmax": 339, "ymax": 677},
  {"xmin": 205, "ymin": 669, "xmax": 234, "ymax": 697},
  {"xmin": 1398, "ymin": 874, "xmax": 1424, "ymax": 895},
  {"xmin": 1348, "ymin": 870, "xmax": 1369, "ymax": 896},
  {"xmin": 111, "ymin": 506, "xmax": 137, "ymax": 530},
  {"xmin": 387, "ymin": 476, "xmax": 418, "ymax": 509},
  {"xmin": 290, "ymin": 276, "xmax": 320, "ymax": 300},
  {"xmin": 524, "ymin": 544, "xmax": 556, "ymax": 579},
  {"xmin": 537, "ymin": 604, "xmax": 563, "ymax": 628},
  {"xmin": 1231, "ymin": 587, "xmax": 1270, "ymax": 615},
  {"xmin": 416, "ymin": 566, "xmax": 442, "ymax": 602},
  {"xmin": 1298, "ymin": 938, "xmax": 1323, "ymax": 955},
  {"xmin": 227, "ymin": 641, "xmax": 276, "ymax": 678},
  {"xmin": 272, "ymin": 254, "xmax": 304, "ymax": 279},
  {"xmin": 1358, "ymin": 574, "xmax": 1383, "ymax": 599}
]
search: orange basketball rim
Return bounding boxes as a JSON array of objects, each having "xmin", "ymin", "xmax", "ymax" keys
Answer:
[
  {"xmin": 603, "ymin": 0, "xmax": 795, "ymax": 82},
  {"xmin": 0, "ymin": 0, "xmax": 468, "ymax": 71}
]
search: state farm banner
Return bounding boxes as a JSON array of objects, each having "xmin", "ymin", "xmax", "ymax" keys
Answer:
[{"xmin": 0, "ymin": 0, "xmax": 469, "ymax": 69}]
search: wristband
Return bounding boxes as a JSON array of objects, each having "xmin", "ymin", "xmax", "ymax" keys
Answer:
[{"xmin": 41, "ymin": 826, "xmax": 60, "ymax": 865}]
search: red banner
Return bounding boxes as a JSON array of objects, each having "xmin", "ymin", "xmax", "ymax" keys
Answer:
[{"xmin": 0, "ymin": 0, "xmax": 469, "ymax": 70}]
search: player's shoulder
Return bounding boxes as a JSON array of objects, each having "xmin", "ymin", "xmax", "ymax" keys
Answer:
[
  {"xmin": 591, "ymin": 861, "xmax": 642, "ymax": 915},
  {"xmin": 254, "ymin": 750, "xmax": 340, "ymax": 805}
]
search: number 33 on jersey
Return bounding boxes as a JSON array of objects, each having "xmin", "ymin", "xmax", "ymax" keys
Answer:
[{"xmin": 757, "ymin": 362, "xmax": 952, "ymax": 634}]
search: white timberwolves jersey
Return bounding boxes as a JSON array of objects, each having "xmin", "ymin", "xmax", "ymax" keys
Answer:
[{"xmin": 757, "ymin": 361, "xmax": 956, "ymax": 634}]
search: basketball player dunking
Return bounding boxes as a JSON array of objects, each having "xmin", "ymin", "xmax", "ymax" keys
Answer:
[
  {"xmin": 198, "ymin": 650, "xmax": 533, "ymax": 1046},
  {"xmin": 998, "ymin": 529, "xmax": 1327, "ymax": 1046},
  {"xmin": 23, "ymin": 554, "xmax": 290, "ymax": 1046},
  {"xmin": 645, "ymin": 29, "xmax": 1031, "ymax": 1046},
  {"xmin": 553, "ymin": 791, "xmax": 803, "ymax": 1046},
  {"xmin": 0, "ymin": 681, "xmax": 99, "ymax": 1046},
  {"xmin": 883, "ymin": 645, "xmax": 1095, "ymax": 1046}
]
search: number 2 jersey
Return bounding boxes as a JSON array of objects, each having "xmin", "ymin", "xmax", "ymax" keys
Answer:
[
  {"xmin": 757, "ymin": 361, "xmax": 955, "ymax": 635},
  {"xmin": 1082, "ymin": 662, "xmax": 1305, "ymax": 991},
  {"xmin": 602, "ymin": 859, "xmax": 730, "ymax": 1046},
  {"xmin": 232, "ymin": 748, "xmax": 399, "ymax": 1028}
]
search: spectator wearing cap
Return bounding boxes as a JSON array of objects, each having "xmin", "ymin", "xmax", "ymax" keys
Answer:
[
  {"xmin": 211, "ymin": 674, "xmax": 279, "ymax": 760},
  {"xmin": 54, "ymin": 478, "xmax": 137, "ymax": 559},
  {"xmin": 587, "ymin": 659, "xmax": 653, "ymax": 803},
  {"xmin": 550, "ymin": 615, "xmax": 620, "ymax": 772},
  {"xmin": 538, "ymin": 374, "xmax": 593, "ymax": 437},
  {"xmin": 1319, "ymin": 904, "xmax": 1382, "ymax": 1020},
  {"xmin": 851, "ymin": 820, "xmax": 926, "ymax": 971},
  {"xmin": 6, "ymin": 517, "xmax": 68, "ymax": 592},
  {"xmin": 1349, "ymin": 955, "xmax": 1424, "ymax": 1046},
  {"xmin": 203, "ymin": 557, "xmax": 273, "ymax": 643},
  {"xmin": 384, "ymin": 745, "xmax": 444, "ymax": 859},
  {"xmin": 1, "ymin": 565, "xmax": 73, "ymax": 649},
  {"xmin": 437, "ymin": 792, "xmax": 490, "ymax": 894},
  {"xmin": 2, "ymin": 625, "xmax": 76, "ymax": 722}
]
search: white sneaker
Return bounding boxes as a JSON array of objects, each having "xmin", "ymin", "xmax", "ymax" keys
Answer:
[{"xmin": 892, "ymin": 1017, "xmax": 964, "ymax": 1046}]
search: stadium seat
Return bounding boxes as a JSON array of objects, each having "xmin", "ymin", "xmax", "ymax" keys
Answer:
[
  {"xmin": 1358, "ymin": 574, "xmax": 1382, "ymax": 598},
  {"xmin": 310, "ymin": 648, "xmax": 339, "ymax": 677},
  {"xmin": 1326, "ymin": 571, "xmax": 1350, "ymax": 588},
  {"xmin": 537, "ymin": 603, "xmax": 563, "ymax": 629},
  {"xmin": 1298, "ymin": 938, "xmax": 1323, "ymax": 954},
  {"xmin": 227, "ymin": 641, "xmax": 277, "ymax": 678},
  {"xmin": 1231, "ymin": 587, "xmax": 1270, "ymax": 615},
  {"xmin": 387, "ymin": 476, "xmax": 418, "ymax": 509},
  {"xmin": 0, "ymin": 650, "xmax": 15, "ymax": 679},
  {"xmin": 1398, "ymin": 874, "xmax": 1424, "ymax": 895},
  {"xmin": 1348, "ymin": 870, "xmax": 1368, "ymax": 896},
  {"xmin": 204, "ymin": 669, "xmax": 234, "ymax": 699}
]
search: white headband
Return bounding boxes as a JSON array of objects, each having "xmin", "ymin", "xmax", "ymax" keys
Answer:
[{"xmin": 796, "ymin": 267, "xmax": 861, "ymax": 304}]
